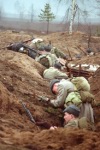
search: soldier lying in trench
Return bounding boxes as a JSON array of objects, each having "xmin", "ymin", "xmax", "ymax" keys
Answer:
[{"xmin": 43, "ymin": 62, "xmax": 68, "ymax": 80}]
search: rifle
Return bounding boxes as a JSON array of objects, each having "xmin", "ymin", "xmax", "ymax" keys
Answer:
[
  {"xmin": 37, "ymin": 95, "xmax": 50, "ymax": 102},
  {"xmin": 0, "ymin": 42, "xmax": 42, "ymax": 59},
  {"xmin": 21, "ymin": 38, "xmax": 35, "ymax": 43},
  {"xmin": 21, "ymin": 43, "xmax": 41, "ymax": 54},
  {"xmin": 19, "ymin": 100, "xmax": 51, "ymax": 129},
  {"xmin": 19, "ymin": 100, "xmax": 36, "ymax": 124}
]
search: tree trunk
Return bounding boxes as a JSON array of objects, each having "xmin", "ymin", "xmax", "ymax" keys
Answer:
[
  {"xmin": 47, "ymin": 20, "xmax": 49, "ymax": 34},
  {"xmin": 69, "ymin": 0, "xmax": 76, "ymax": 35}
]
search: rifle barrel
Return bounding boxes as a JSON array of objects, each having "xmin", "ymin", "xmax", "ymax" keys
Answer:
[
  {"xmin": 20, "ymin": 100, "xmax": 36, "ymax": 124},
  {"xmin": 22, "ymin": 43, "xmax": 42, "ymax": 55}
]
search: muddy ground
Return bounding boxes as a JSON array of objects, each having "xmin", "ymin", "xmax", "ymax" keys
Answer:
[{"xmin": 0, "ymin": 30, "xmax": 100, "ymax": 150}]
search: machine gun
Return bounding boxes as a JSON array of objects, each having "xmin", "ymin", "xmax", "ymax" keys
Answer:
[
  {"xmin": 0, "ymin": 41, "xmax": 41, "ymax": 59},
  {"xmin": 21, "ymin": 43, "xmax": 42, "ymax": 59},
  {"xmin": 0, "ymin": 38, "xmax": 34, "ymax": 50},
  {"xmin": 21, "ymin": 43, "xmax": 40, "ymax": 54}
]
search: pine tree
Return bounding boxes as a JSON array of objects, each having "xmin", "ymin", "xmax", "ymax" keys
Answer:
[{"xmin": 38, "ymin": 3, "xmax": 55, "ymax": 34}]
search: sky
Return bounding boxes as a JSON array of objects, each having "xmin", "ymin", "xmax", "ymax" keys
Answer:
[{"xmin": 0, "ymin": 0, "xmax": 100, "ymax": 22}]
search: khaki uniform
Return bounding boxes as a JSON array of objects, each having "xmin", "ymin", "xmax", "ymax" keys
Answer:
[
  {"xmin": 64, "ymin": 117, "xmax": 94, "ymax": 130},
  {"xmin": 50, "ymin": 79, "xmax": 75, "ymax": 107},
  {"xmin": 43, "ymin": 67, "xmax": 68, "ymax": 80},
  {"xmin": 64, "ymin": 93, "xmax": 95, "ymax": 124},
  {"xmin": 36, "ymin": 53, "xmax": 58, "ymax": 68},
  {"xmin": 64, "ymin": 119, "xmax": 79, "ymax": 128},
  {"xmin": 65, "ymin": 77, "xmax": 95, "ymax": 124},
  {"xmin": 51, "ymin": 47, "xmax": 66, "ymax": 59},
  {"xmin": 29, "ymin": 40, "xmax": 45, "ymax": 50}
]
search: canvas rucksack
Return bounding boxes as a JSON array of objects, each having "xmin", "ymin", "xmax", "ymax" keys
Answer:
[
  {"xmin": 78, "ymin": 91, "xmax": 95, "ymax": 104},
  {"xmin": 39, "ymin": 56, "xmax": 50, "ymax": 68},
  {"xmin": 64, "ymin": 91, "xmax": 82, "ymax": 108},
  {"xmin": 71, "ymin": 77, "xmax": 90, "ymax": 91},
  {"xmin": 37, "ymin": 53, "xmax": 58, "ymax": 68}
]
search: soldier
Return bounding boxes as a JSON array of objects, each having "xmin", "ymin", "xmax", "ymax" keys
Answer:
[
  {"xmin": 63, "ymin": 105, "xmax": 80, "ymax": 128},
  {"xmin": 35, "ymin": 53, "xmax": 59, "ymax": 68},
  {"xmin": 47, "ymin": 79, "xmax": 76, "ymax": 108},
  {"xmin": 51, "ymin": 47, "xmax": 67, "ymax": 59},
  {"xmin": 61, "ymin": 77, "xmax": 95, "ymax": 126},
  {"xmin": 29, "ymin": 38, "xmax": 45, "ymax": 50},
  {"xmin": 7, "ymin": 42, "xmax": 38, "ymax": 59},
  {"xmin": 50, "ymin": 105, "xmax": 94, "ymax": 130},
  {"xmin": 51, "ymin": 105, "xmax": 80, "ymax": 129},
  {"xmin": 7, "ymin": 42, "xmax": 26, "ymax": 53},
  {"xmin": 43, "ymin": 62, "xmax": 68, "ymax": 80}
]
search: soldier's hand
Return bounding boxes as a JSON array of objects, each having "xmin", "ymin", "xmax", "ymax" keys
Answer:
[
  {"xmin": 38, "ymin": 96, "xmax": 50, "ymax": 102},
  {"xmin": 50, "ymin": 126, "xmax": 57, "ymax": 130}
]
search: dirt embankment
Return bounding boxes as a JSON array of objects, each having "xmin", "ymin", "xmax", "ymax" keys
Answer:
[{"xmin": 0, "ymin": 30, "xmax": 100, "ymax": 150}]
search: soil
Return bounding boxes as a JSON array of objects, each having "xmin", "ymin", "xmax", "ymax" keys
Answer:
[{"xmin": 0, "ymin": 30, "xmax": 100, "ymax": 150}]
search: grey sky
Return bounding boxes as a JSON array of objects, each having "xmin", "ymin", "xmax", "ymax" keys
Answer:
[{"xmin": 0, "ymin": 0, "xmax": 99, "ymax": 22}]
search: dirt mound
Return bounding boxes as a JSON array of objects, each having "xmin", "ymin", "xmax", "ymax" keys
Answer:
[
  {"xmin": 43, "ymin": 31, "xmax": 100, "ymax": 56},
  {"xmin": 70, "ymin": 54, "xmax": 100, "ymax": 65},
  {"xmin": 0, "ymin": 48, "xmax": 63, "ymax": 149},
  {"xmin": 90, "ymin": 67, "xmax": 100, "ymax": 99},
  {"xmin": 30, "ymin": 128, "xmax": 100, "ymax": 150},
  {"xmin": 0, "ymin": 30, "xmax": 100, "ymax": 150}
]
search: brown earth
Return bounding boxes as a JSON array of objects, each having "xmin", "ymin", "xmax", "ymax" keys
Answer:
[{"xmin": 0, "ymin": 30, "xmax": 100, "ymax": 150}]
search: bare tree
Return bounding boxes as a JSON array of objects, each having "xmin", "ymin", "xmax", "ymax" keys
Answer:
[
  {"xmin": 95, "ymin": 0, "xmax": 100, "ymax": 16},
  {"xmin": 28, "ymin": 4, "xmax": 34, "ymax": 22},
  {"xmin": 14, "ymin": 0, "xmax": 25, "ymax": 20},
  {"xmin": 0, "ymin": 2, "xmax": 4, "ymax": 20},
  {"xmin": 58, "ymin": 0, "xmax": 90, "ymax": 34},
  {"xmin": 87, "ymin": 23, "xmax": 92, "ymax": 48}
]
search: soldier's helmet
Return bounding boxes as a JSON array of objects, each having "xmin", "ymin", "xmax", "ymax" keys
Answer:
[
  {"xmin": 54, "ymin": 62, "xmax": 62, "ymax": 70},
  {"xmin": 63, "ymin": 105, "xmax": 80, "ymax": 117},
  {"xmin": 50, "ymin": 79, "xmax": 60, "ymax": 94},
  {"xmin": 44, "ymin": 45, "xmax": 51, "ymax": 52}
]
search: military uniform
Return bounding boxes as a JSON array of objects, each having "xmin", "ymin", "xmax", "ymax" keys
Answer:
[
  {"xmin": 67, "ymin": 77, "xmax": 95, "ymax": 124},
  {"xmin": 29, "ymin": 38, "xmax": 45, "ymax": 50},
  {"xmin": 7, "ymin": 43, "xmax": 29, "ymax": 54},
  {"xmin": 64, "ymin": 117, "xmax": 94, "ymax": 130},
  {"xmin": 51, "ymin": 47, "xmax": 66, "ymax": 59},
  {"xmin": 63, "ymin": 105, "xmax": 80, "ymax": 128},
  {"xmin": 36, "ymin": 53, "xmax": 58, "ymax": 68},
  {"xmin": 7, "ymin": 43, "xmax": 24, "ymax": 52},
  {"xmin": 64, "ymin": 119, "xmax": 79, "ymax": 128},
  {"xmin": 50, "ymin": 79, "xmax": 75, "ymax": 107},
  {"xmin": 43, "ymin": 67, "xmax": 68, "ymax": 80}
]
